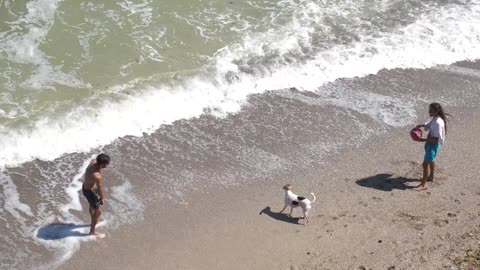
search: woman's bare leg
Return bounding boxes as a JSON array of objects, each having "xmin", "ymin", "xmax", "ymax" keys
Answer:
[{"xmin": 416, "ymin": 161, "xmax": 429, "ymax": 190}]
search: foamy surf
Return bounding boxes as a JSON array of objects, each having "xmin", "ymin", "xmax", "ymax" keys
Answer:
[
  {"xmin": 29, "ymin": 155, "xmax": 143, "ymax": 269},
  {"xmin": 0, "ymin": 152, "xmax": 144, "ymax": 269},
  {"xmin": 1, "ymin": 1, "xmax": 480, "ymax": 168}
]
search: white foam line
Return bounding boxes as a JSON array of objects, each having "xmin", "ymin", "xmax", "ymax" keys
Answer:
[
  {"xmin": 59, "ymin": 156, "xmax": 95, "ymax": 218},
  {"xmin": 0, "ymin": 171, "xmax": 33, "ymax": 222},
  {"xmin": 276, "ymin": 87, "xmax": 417, "ymax": 128},
  {"xmin": 433, "ymin": 65, "xmax": 480, "ymax": 79}
]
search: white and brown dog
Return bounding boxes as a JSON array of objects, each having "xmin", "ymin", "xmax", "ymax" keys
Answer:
[{"xmin": 280, "ymin": 184, "xmax": 316, "ymax": 224}]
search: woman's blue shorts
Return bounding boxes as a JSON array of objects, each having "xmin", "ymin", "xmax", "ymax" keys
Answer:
[{"xmin": 424, "ymin": 142, "xmax": 441, "ymax": 162}]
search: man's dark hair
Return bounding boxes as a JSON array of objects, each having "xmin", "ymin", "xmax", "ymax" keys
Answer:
[{"xmin": 96, "ymin": 153, "xmax": 111, "ymax": 165}]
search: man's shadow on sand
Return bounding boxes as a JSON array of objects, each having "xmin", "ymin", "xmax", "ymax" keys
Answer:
[
  {"xmin": 37, "ymin": 223, "xmax": 91, "ymax": 240},
  {"xmin": 356, "ymin": 173, "xmax": 420, "ymax": 191},
  {"xmin": 259, "ymin": 206, "xmax": 300, "ymax": 224}
]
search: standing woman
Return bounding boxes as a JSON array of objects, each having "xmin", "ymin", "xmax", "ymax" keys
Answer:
[{"xmin": 415, "ymin": 103, "xmax": 448, "ymax": 191}]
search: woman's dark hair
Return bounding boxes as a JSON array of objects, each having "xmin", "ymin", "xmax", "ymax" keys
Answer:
[
  {"xmin": 96, "ymin": 153, "xmax": 111, "ymax": 165},
  {"xmin": 429, "ymin": 103, "xmax": 449, "ymax": 134}
]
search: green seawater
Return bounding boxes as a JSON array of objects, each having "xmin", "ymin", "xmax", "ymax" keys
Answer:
[{"xmin": 0, "ymin": 0, "xmax": 282, "ymax": 127}]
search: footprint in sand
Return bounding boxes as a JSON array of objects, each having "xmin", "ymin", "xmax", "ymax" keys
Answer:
[
  {"xmin": 359, "ymin": 201, "xmax": 368, "ymax": 207},
  {"xmin": 433, "ymin": 219, "xmax": 449, "ymax": 227},
  {"xmin": 397, "ymin": 212, "xmax": 426, "ymax": 230},
  {"xmin": 411, "ymin": 222, "xmax": 426, "ymax": 231},
  {"xmin": 397, "ymin": 212, "xmax": 422, "ymax": 221}
]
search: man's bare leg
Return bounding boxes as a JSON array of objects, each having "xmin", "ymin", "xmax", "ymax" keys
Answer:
[
  {"xmin": 415, "ymin": 161, "xmax": 430, "ymax": 190},
  {"xmin": 89, "ymin": 206, "xmax": 94, "ymax": 219},
  {"xmin": 88, "ymin": 207, "xmax": 101, "ymax": 225},
  {"xmin": 89, "ymin": 208, "xmax": 102, "ymax": 237}
]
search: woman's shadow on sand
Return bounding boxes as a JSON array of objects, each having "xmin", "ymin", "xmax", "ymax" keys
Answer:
[
  {"xmin": 259, "ymin": 207, "xmax": 300, "ymax": 224},
  {"xmin": 356, "ymin": 173, "xmax": 420, "ymax": 191},
  {"xmin": 37, "ymin": 223, "xmax": 91, "ymax": 240}
]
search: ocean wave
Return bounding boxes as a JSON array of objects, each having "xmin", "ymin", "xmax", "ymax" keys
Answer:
[{"xmin": 0, "ymin": 1, "xmax": 479, "ymax": 168}]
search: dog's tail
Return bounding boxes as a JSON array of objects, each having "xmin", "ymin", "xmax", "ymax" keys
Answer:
[{"xmin": 310, "ymin": 192, "xmax": 316, "ymax": 203}]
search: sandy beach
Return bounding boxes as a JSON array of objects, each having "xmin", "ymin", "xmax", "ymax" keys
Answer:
[{"xmin": 55, "ymin": 62, "xmax": 480, "ymax": 270}]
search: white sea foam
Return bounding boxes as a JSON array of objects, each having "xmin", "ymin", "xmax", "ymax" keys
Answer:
[
  {"xmin": 0, "ymin": 172, "xmax": 33, "ymax": 222},
  {"xmin": 106, "ymin": 181, "xmax": 145, "ymax": 228},
  {"xmin": 0, "ymin": 0, "xmax": 87, "ymax": 90},
  {"xmin": 434, "ymin": 65, "xmax": 480, "ymax": 79},
  {"xmin": 1, "ymin": 2, "xmax": 480, "ymax": 169},
  {"xmin": 276, "ymin": 87, "xmax": 418, "ymax": 128},
  {"xmin": 59, "ymin": 157, "xmax": 93, "ymax": 217},
  {"xmin": 217, "ymin": 2, "xmax": 480, "ymax": 92}
]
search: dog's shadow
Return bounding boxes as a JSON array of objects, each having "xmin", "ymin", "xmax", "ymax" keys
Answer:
[
  {"xmin": 356, "ymin": 173, "xmax": 420, "ymax": 191},
  {"xmin": 259, "ymin": 206, "xmax": 300, "ymax": 224}
]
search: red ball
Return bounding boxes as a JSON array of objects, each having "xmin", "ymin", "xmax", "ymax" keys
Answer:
[{"xmin": 410, "ymin": 127, "xmax": 423, "ymax": 141}]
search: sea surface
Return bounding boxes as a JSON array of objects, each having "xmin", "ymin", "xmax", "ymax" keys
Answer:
[{"xmin": 1, "ymin": 0, "xmax": 480, "ymax": 269}]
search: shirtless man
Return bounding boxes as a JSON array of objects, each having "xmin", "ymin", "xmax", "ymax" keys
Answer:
[{"xmin": 82, "ymin": 153, "xmax": 110, "ymax": 237}]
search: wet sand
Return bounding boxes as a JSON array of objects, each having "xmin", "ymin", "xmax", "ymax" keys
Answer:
[
  {"xmin": 57, "ymin": 62, "xmax": 480, "ymax": 270},
  {"xmin": 62, "ymin": 113, "xmax": 480, "ymax": 270}
]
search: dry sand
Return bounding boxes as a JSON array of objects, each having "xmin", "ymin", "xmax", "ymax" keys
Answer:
[{"xmin": 60, "ymin": 66, "xmax": 480, "ymax": 270}]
